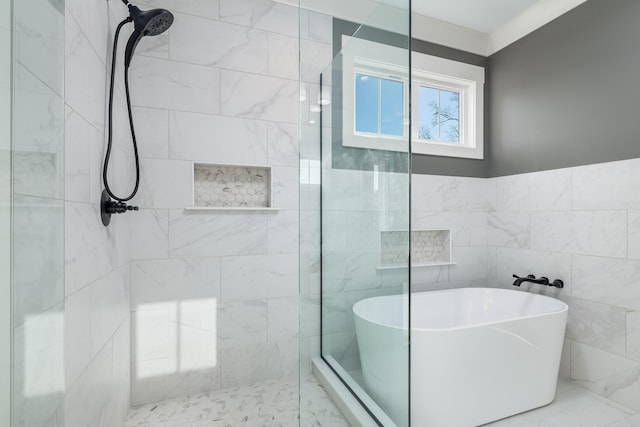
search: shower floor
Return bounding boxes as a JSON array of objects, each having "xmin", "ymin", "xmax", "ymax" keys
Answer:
[{"xmin": 124, "ymin": 375, "xmax": 349, "ymax": 427}]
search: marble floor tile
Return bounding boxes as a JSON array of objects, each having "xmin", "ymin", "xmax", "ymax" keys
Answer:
[
  {"xmin": 485, "ymin": 380, "xmax": 636, "ymax": 427},
  {"xmin": 125, "ymin": 375, "xmax": 348, "ymax": 427}
]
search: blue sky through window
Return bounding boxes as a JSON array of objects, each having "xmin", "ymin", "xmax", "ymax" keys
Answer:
[
  {"xmin": 418, "ymin": 85, "xmax": 460, "ymax": 143},
  {"xmin": 355, "ymin": 73, "xmax": 404, "ymax": 137}
]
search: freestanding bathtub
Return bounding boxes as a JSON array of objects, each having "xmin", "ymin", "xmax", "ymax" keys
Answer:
[{"xmin": 353, "ymin": 288, "xmax": 568, "ymax": 426}]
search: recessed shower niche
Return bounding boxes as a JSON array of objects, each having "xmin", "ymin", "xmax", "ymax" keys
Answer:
[
  {"xmin": 187, "ymin": 162, "xmax": 278, "ymax": 211},
  {"xmin": 380, "ymin": 229, "xmax": 454, "ymax": 268}
]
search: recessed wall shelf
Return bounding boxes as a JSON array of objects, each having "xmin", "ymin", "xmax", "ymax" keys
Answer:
[
  {"xmin": 189, "ymin": 162, "xmax": 276, "ymax": 211},
  {"xmin": 380, "ymin": 229, "xmax": 452, "ymax": 268}
]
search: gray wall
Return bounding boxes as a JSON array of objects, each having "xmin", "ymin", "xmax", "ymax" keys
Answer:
[
  {"xmin": 488, "ymin": 0, "xmax": 640, "ymax": 177},
  {"xmin": 412, "ymin": 39, "xmax": 489, "ymax": 177}
]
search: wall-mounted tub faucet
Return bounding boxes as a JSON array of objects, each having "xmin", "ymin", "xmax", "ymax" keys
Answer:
[{"xmin": 512, "ymin": 274, "xmax": 564, "ymax": 289}]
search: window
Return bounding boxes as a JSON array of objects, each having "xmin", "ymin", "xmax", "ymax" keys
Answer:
[
  {"xmin": 355, "ymin": 73, "xmax": 405, "ymax": 137},
  {"xmin": 341, "ymin": 36, "xmax": 485, "ymax": 159},
  {"xmin": 341, "ymin": 36, "xmax": 410, "ymax": 152},
  {"xmin": 411, "ymin": 52, "xmax": 484, "ymax": 159}
]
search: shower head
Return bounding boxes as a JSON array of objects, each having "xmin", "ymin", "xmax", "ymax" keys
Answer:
[{"xmin": 124, "ymin": 4, "xmax": 174, "ymax": 67}]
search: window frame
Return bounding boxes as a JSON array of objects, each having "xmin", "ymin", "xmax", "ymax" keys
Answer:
[
  {"xmin": 411, "ymin": 52, "xmax": 485, "ymax": 159},
  {"xmin": 342, "ymin": 36, "xmax": 410, "ymax": 153},
  {"xmin": 341, "ymin": 37, "xmax": 485, "ymax": 159}
]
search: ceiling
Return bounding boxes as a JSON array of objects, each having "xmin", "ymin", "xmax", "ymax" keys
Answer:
[{"xmin": 412, "ymin": 0, "xmax": 542, "ymax": 33}]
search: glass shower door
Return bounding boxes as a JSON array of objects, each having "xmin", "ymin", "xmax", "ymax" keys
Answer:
[{"xmin": 319, "ymin": 3, "xmax": 411, "ymax": 425}]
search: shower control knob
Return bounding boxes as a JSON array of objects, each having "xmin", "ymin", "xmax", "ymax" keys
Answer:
[{"xmin": 101, "ymin": 189, "xmax": 138, "ymax": 226}]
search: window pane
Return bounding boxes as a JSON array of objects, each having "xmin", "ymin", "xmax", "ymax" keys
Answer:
[
  {"xmin": 355, "ymin": 74, "xmax": 379, "ymax": 133},
  {"xmin": 418, "ymin": 86, "xmax": 438, "ymax": 140},
  {"xmin": 440, "ymin": 89, "xmax": 460, "ymax": 143},
  {"xmin": 380, "ymin": 79, "xmax": 404, "ymax": 136}
]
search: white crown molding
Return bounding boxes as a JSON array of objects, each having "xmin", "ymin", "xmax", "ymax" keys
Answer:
[{"xmin": 412, "ymin": 14, "xmax": 490, "ymax": 56}]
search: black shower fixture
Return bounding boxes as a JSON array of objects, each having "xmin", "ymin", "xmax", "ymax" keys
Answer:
[{"xmin": 101, "ymin": 0, "xmax": 174, "ymax": 226}]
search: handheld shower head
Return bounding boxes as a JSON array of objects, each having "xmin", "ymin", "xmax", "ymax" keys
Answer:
[{"xmin": 124, "ymin": 4, "xmax": 174, "ymax": 67}]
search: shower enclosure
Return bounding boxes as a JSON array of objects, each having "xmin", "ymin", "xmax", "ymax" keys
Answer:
[{"xmin": 299, "ymin": 0, "xmax": 412, "ymax": 425}]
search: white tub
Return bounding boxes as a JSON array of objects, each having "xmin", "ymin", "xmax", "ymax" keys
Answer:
[{"xmin": 353, "ymin": 288, "xmax": 568, "ymax": 426}]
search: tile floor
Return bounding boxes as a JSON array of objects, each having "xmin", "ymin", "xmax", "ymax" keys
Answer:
[
  {"xmin": 126, "ymin": 376, "xmax": 640, "ymax": 427},
  {"xmin": 485, "ymin": 380, "xmax": 640, "ymax": 427},
  {"xmin": 124, "ymin": 375, "xmax": 349, "ymax": 427}
]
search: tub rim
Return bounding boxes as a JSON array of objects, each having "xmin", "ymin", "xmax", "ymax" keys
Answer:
[{"xmin": 352, "ymin": 287, "xmax": 569, "ymax": 333}]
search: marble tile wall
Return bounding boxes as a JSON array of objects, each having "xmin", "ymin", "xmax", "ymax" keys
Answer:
[
  {"xmin": 128, "ymin": 0, "xmax": 308, "ymax": 406},
  {"xmin": 63, "ymin": 0, "xmax": 133, "ymax": 425},
  {"xmin": 487, "ymin": 158, "xmax": 640, "ymax": 411}
]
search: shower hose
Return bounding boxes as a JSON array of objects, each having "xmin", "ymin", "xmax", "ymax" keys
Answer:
[{"xmin": 103, "ymin": 17, "xmax": 140, "ymax": 202}]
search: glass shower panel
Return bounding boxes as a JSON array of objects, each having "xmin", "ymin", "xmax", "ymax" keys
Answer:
[
  {"xmin": 1, "ymin": 0, "xmax": 11, "ymax": 423},
  {"xmin": 11, "ymin": 0, "xmax": 66, "ymax": 425},
  {"xmin": 319, "ymin": 2, "xmax": 411, "ymax": 425}
]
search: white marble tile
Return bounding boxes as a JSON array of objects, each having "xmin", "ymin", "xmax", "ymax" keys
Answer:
[
  {"xmin": 64, "ymin": 286, "xmax": 91, "ymax": 389},
  {"xmin": 135, "ymin": 0, "xmax": 219, "ymax": 19},
  {"xmin": 268, "ymin": 296, "xmax": 299, "ymax": 342},
  {"xmin": 13, "ymin": 305, "xmax": 64, "ymax": 427},
  {"xmin": 171, "ymin": 13, "xmax": 268, "ymax": 74},
  {"xmin": 65, "ymin": 13, "xmax": 106, "ymax": 130},
  {"xmin": 572, "ymin": 158, "xmax": 640, "ymax": 210},
  {"xmin": 627, "ymin": 311, "xmax": 640, "ymax": 362},
  {"xmin": 487, "ymin": 246, "xmax": 498, "ymax": 284},
  {"xmin": 268, "ymin": 122, "xmax": 299, "ymax": 167},
  {"xmin": 219, "ymin": 338, "xmax": 297, "ymax": 388},
  {"xmin": 573, "ymin": 255, "xmax": 640, "ymax": 310},
  {"xmin": 268, "ymin": 33, "xmax": 299, "ymax": 80},
  {"xmin": 442, "ymin": 176, "xmax": 490, "ymax": 212},
  {"xmin": 13, "ymin": 62, "xmax": 64, "ymax": 154},
  {"xmin": 65, "ymin": 339, "xmax": 113, "ymax": 427},
  {"xmin": 65, "ymin": 107, "xmax": 100, "ymax": 204},
  {"xmin": 218, "ymin": 300, "xmax": 268, "ymax": 348},
  {"xmin": 14, "ymin": 0, "xmax": 64, "ymax": 96},
  {"xmin": 169, "ymin": 111, "xmax": 268, "ymax": 165},
  {"xmin": 267, "ymin": 210, "xmax": 299, "ymax": 254},
  {"xmin": 531, "ymin": 211, "xmax": 627, "ymax": 258},
  {"xmin": 169, "ymin": 211, "xmax": 268, "ymax": 257},
  {"xmin": 112, "ymin": 320, "xmax": 132, "ymax": 424},
  {"xmin": 272, "ymin": 166, "xmax": 300, "ymax": 210},
  {"xmin": 300, "ymin": 38, "xmax": 333, "ymax": 83},
  {"xmin": 12, "ymin": 195, "xmax": 64, "ymax": 326},
  {"xmin": 322, "ymin": 250, "xmax": 381, "ymax": 293},
  {"xmin": 488, "ymin": 212, "xmax": 530, "ymax": 248},
  {"xmin": 89, "ymin": 265, "xmax": 129, "ymax": 358},
  {"xmin": 564, "ymin": 296, "xmax": 627, "ymax": 356},
  {"xmin": 559, "ymin": 339, "xmax": 571, "ymax": 380},
  {"xmin": 130, "ymin": 209, "xmax": 169, "ymax": 260},
  {"xmin": 220, "ymin": 253, "xmax": 298, "ymax": 301},
  {"xmin": 608, "ymin": 414, "xmax": 640, "ymax": 427},
  {"xmin": 131, "ymin": 299, "xmax": 220, "ymax": 406},
  {"xmin": 571, "ymin": 341, "xmax": 640, "ymax": 412},
  {"xmin": 488, "ymin": 379, "xmax": 631, "ymax": 427},
  {"xmin": 133, "ymin": 107, "xmax": 169, "ymax": 159},
  {"xmin": 136, "ymin": 31, "xmax": 170, "ymax": 60},
  {"xmin": 130, "ymin": 56, "xmax": 220, "ymax": 114},
  {"xmin": 220, "ymin": 70, "xmax": 298, "ymax": 123},
  {"xmin": 496, "ymin": 168, "xmax": 571, "ymax": 212},
  {"xmin": 412, "ymin": 174, "xmax": 445, "ymax": 212},
  {"xmin": 412, "ymin": 211, "xmax": 470, "ymax": 246},
  {"xmin": 470, "ymin": 212, "xmax": 489, "ymax": 246},
  {"xmin": 494, "ymin": 247, "xmax": 572, "ymax": 295},
  {"xmin": 132, "ymin": 307, "xmax": 171, "ymax": 362},
  {"xmin": 134, "ymin": 159, "xmax": 192, "ymax": 209},
  {"xmin": 629, "ymin": 212, "xmax": 640, "ymax": 261},
  {"xmin": 66, "ymin": 0, "xmax": 109, "ymax": 62},
  {"xmin": 220, "ymin": 0, "xmax": 298, "ymax": 37},
  {"xmin": 131, "ymin": 257, "xmax": 220, "ymax": 306},
  {"xmin": 449, "ymin": 246, "xmax": 488, "ymax": 283}
]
